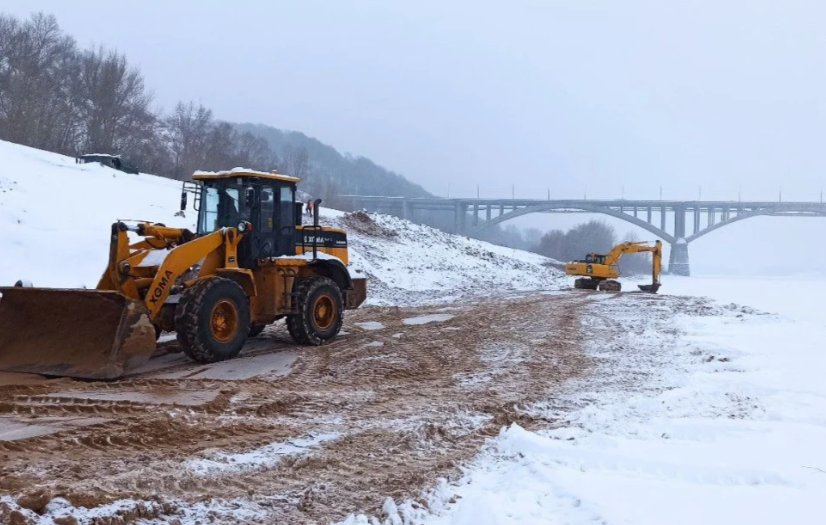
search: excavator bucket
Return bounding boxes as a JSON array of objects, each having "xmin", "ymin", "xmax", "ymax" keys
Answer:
[
  {"xmin": 0, "ymin": 288, "xmax": 157, "ymax": 379},
  {"xmin": 638, "ymin": 283, "xmax": 661, "ymax": 293}
]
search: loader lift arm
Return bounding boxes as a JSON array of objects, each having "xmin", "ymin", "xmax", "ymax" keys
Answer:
[{"xmin": 98, "ymin": 222, "xmax": 245, "ymax": 322}]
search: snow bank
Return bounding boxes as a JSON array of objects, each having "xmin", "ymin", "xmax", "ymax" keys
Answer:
[
  {"xmin": 326, "ymin": 212, "xmax": 565, "ymax": 306},
  {"xmin": 0, "ymin": 139, "xmax": 563, "ymax": 305},
  {"xmin": 385, "ymin": 288, "xmax": 826, "ymax": 525}
]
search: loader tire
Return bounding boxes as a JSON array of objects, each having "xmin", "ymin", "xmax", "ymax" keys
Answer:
[
  {"xmin": 286, "ymin": 315, "xmax": 309, "ymax": 344},
  {"xmin": 287, "ymin": 276, "xmax": 343, "ymax": 346},
  {"xmin": 248, "ymin": 323, "xmax": 267, "ymax": 337},
  {"xmin": 175, "ymin": 277, "xmax": 250, "ymax": 363}
]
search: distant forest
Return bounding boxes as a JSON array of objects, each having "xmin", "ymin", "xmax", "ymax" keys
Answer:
[{"xmin": 0, "ymin": 12, "xmax": 431, "ymax": 201}]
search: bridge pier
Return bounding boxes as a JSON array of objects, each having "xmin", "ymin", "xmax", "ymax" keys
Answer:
[
  {"xmin": 671, "ymin": 204, "xmax": 690, "ymax": 276},
  {"xmin": 669, "ymin": 241, "xmax": 690, "ymax": 276}
]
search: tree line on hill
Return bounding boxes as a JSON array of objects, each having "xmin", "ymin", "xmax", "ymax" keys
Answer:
[
  {"xmin": 530, "ymin": 220, "xmax": 653, "ymax": 275},
  {"xmin": 0, "ymin": 12, "xmax": 431, "ymax": 201}
]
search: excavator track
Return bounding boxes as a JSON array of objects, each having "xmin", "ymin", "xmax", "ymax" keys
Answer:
[
  {"xmin": 574, "ymin": 278, "xmax": 600, "ymax": 290},
  {"xmin": 597, "ymin": 280, "xmax": 622, "ymax": 292}
]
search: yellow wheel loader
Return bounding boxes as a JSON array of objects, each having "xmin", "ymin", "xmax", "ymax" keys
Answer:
[
  {"xmin": 565, "ymin": 240, "xmax": 662, "ymax": 293},
  {"xmin": 0, "ymin": 169, "xmax": 367, "ymax": 379}
]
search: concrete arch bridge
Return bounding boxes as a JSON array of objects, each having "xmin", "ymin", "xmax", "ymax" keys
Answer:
[{"xmin": 341, "ymin": 196, "xmax": 826, "ymax": 275}]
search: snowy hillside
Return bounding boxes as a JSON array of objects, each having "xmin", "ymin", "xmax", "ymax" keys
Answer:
[
  {"xmin": 0, "ymin": 140, "xmax": 195, "ymax": 288},
  {"xmin": 328, "ymin": 212, "xmax": 565, "ymax": 306},
  {"xmin": 0, "ymin": 139, "xmax": 563, "ymax": 301}
]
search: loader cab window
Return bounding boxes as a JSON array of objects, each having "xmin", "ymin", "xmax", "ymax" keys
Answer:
[
  {"xmin": 260, "ymin": 187, "xmax": 275, "ymax": 233},
  {"xmin": 197, "ymin": 183, "xmax": 253, "ymax": 234}
]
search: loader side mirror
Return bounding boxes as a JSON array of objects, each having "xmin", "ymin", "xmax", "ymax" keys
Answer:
[{"xmin": 180, "ymin": 190, "xmax": 187, "ymax": 211}]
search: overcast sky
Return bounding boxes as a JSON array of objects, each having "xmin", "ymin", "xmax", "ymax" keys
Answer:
[{"xmin": 5, "ymin": 0, "xmax": 825, "ymax": 201}]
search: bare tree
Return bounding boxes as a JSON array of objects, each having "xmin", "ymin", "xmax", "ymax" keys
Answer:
[
  {"xmin": 533, "ymin": 220, "xmax": 617, "ymax": 263},
  {"xmin": 617, "ymin": 232, "xmax": 653, "ymax": 275},
  {"xmin": 535, "ymin": 230, "xmax": 567, "ymax": 261},
  {"xmin": 0, "ymin": 13, "xmax": 79, "ymax": 153},
  {"xmin": 73, "ymin": 46, "xmax": 155, "ymax": 156},
  {"xmin": 233, "ymin": 131, "xmax": 273, "ymax": 170},
  {"xmin": 281, "ymin": 144, "xmax": 309, "ymax": 178},
  {"xmin": 165, "ymin": 101, "xmax": 214, "ymax": 179}
]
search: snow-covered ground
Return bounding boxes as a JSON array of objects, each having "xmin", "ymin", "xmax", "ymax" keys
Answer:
[
  {"xmin": 4, "ymin": 139, "xmax": 823, "ymax": 524},
  {"xmin": 355, "ymin": 276, "xmax": 826, "ymax": 525},
  {"xmin": 0, "ymin": 139, "xmax": 564, "ymax": 303}
]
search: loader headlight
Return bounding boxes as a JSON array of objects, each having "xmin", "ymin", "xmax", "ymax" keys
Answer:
[{"xmin": 237, "ymin": 222, "xmax": 247, "ymax": 232}]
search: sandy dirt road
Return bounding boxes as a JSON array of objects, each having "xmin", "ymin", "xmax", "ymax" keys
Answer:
[{"xmin": 0, "ymin": 291, "xmax": 614, "ymax": 524}]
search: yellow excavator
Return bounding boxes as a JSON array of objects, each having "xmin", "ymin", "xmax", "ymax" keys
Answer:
[
  {"xmin": 0, "ymin": 168, "xmax": 367, "ymax": 379},
  {"xmin": 565, "ymin": 240, "xmax": 662, "ymax": 293}
]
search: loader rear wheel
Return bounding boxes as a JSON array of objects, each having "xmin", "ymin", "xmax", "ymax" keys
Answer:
[
  {"xmin": 175, "ymin": 277, "xmax": 250, "ymax": 363},
  {"xmin": 287, "ymin": 276, "xmax": 343, "ymax": 346}
]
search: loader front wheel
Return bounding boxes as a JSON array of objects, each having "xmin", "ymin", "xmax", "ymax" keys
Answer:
[
  {"xmin": 175, "ymin": 277, "xmax": 250, "ymax": 363},
  {"xmin": 287, "ymin": 277, "xmax": 343, "ymax": 346}
]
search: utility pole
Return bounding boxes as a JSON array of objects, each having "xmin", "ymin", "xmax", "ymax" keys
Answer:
[
  {"xmin": 447, "ymin": 183, "xmax": 450, "ymax": 199},
  {"xmin": 659, "ymin": 186, "xmax": 662, "ymax": 200},
  {"xmin": 477, "ymin": 184, "xmax": 480, "ymax": 200},
  {"xmin": 779, "ymin": 188, "xmax": 782, "ymax": 202},
  {"xmin": 511, "ymin": 184, "xmax": 514, "ymax": 200},
  {"xmin": 698, "ymin": 185, "xmax": 702, "ymax": 201},
  {"xmin": 738, "ymin": 186, "xmax": 741, "ymax": 202},
  {"xmin": 547, "ymin": 187, "xmax": 550, "ymax": 201}
]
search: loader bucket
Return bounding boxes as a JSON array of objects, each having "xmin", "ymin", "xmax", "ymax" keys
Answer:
[
  {"xmin": 0, "ymin": 288, "xmax": 157, "ymax": 379},
  {"xmin": 638, "ymin": 283, "xmax": 661, "ymax": 294}
]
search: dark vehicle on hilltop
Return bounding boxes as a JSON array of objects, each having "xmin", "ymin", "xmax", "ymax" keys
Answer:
[{"xmin": 77, "ymin": 153, "xmax": 140, "ymax": 174}]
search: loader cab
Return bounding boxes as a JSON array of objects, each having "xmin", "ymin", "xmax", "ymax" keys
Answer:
[{"xmin": 192, "ymin": 169, "xmax": 300, "ymax": 267}]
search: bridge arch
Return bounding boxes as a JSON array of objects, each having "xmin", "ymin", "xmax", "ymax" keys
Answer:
[
  {"xmin": 470, "ymin": 202, "xmax": 677, "ymax": 244},
  {"xmin": 684, "ymin": 209, "xmax": 768, "ymax": 243},
  {"xmin": 685, "ymin": 207, "xmax": 826, "ymax": 243}
]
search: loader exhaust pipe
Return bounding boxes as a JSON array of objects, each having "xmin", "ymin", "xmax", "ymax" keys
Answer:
[{"xmin": 313, "ymin": 198, "xmax": 322, "ymax": 260}]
